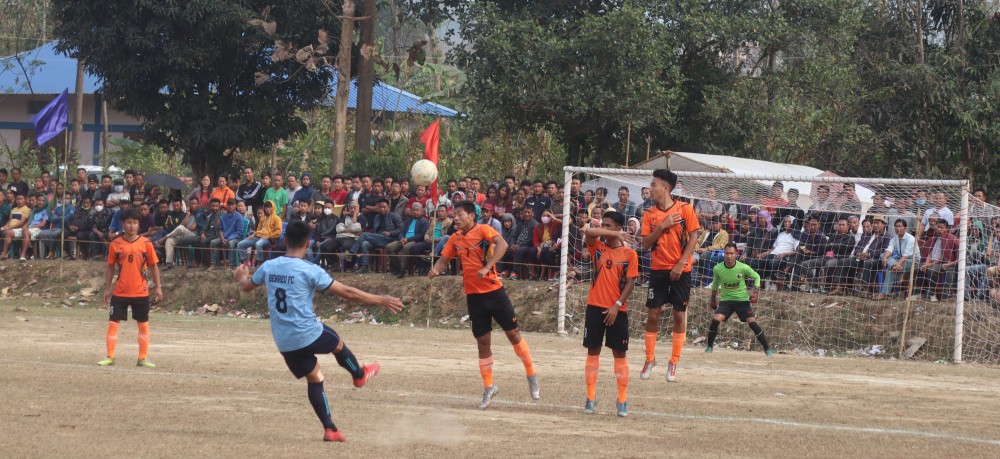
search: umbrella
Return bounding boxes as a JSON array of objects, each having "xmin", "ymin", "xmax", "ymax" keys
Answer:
[{"xmin": 145, "ymin": 173, "xmax": 187, "ymax": 190}]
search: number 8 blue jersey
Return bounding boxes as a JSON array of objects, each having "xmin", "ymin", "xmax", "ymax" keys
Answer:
[{"xmin": 252, "ymin": 256, "xmax": 335, "ymax": 352}]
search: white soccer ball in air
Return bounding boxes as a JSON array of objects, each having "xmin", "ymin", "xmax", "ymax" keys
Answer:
[{"xmin": 411, "ymin": 159, "xmax": 438, "ymax": 186}]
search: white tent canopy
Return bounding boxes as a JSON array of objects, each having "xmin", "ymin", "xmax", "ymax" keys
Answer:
[{"xmin": 582, "ymin": 151, "xmax": 877, "ymax": 211}]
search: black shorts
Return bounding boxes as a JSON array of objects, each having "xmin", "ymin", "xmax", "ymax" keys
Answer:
[
  {"xmin": 109, "ymin": 296, "xmax": 150, "ymax": 322},
  {"xmin": 467, "ymin": 288, "xmax": 518, "ymax": 338},
  {"xmin": 715, "ymin": 301, "xmax": 755, "ymax": 322},
  {"xmin": 280, "ymin": 325, "xmax": 342, "ymax": 379},
  {"xmin": 582, "ymin": 305, "xmax": 629, "ymax": 351},
  {"xmin": 645, "ymin": 270, "xmax": 691, "ymax": 311}
]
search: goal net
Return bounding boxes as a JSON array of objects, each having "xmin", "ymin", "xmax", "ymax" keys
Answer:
[{"xmin": 557, "ymin": 166, "xmax": 1000, "ymax": 364}]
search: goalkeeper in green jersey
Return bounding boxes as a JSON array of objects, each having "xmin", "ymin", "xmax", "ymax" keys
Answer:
[{"xmin": 706, "ymin": 243, "xmax": 774, "ymax": 356}]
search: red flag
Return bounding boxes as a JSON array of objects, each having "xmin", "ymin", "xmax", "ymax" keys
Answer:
[{"xmin": 420, "ymin": 120, "xmax": 441, "ymax": 204}]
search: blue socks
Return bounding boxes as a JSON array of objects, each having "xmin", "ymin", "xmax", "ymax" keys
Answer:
[
  {"xmin": 307, "ymin": 381, "xmax": 336, "ymax": 431},
  {"xmin": 335, "ymin": 346, "xmax": 364, "ymax": 380}
]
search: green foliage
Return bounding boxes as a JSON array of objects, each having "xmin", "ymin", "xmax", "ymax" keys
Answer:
[
  {"xmin": 449, "ymin": 0, "xmax": 1000, "ymax": 192},
  {"xmin": 50, "ymin": 0, "xmax": 347, "ymax": 180},
  {"xmin": 0, "ymin": 1, "xmax": 49, "ymax": 57},
  {"xmin": 0, "ymin": 139, "xmax": 44, "ymax": 180},
  {"xmin": 453, "ymin": 2, "xmax": 682, "ymax": 167},
  {"xmin": 104, "ymin": 137, "xmax": 176, "ymax": 176}
]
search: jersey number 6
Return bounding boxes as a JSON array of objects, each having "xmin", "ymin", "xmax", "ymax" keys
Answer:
[{"xmin": 274, "ymin": 288, "xmax": 288, "ymax": 313}]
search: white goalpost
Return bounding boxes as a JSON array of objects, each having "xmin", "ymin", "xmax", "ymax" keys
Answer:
[{"xmin": 557, "ymin": 166, "xmax": 997, "ymax": 364}]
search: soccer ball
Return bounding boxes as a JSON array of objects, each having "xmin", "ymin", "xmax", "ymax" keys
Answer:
[{"xmin": 411, "ymin": 159, "xmax": 438, "ymax": 186}]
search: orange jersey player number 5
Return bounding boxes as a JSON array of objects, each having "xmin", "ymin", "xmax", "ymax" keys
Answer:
[{"xmin": 641, "ymin": 202, "xmax": 700, "ymax": 272}]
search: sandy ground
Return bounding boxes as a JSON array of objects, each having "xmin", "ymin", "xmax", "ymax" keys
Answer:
[{"xmin": 2, "ymin": 306, "xmax": 1000, "ymax": 458}]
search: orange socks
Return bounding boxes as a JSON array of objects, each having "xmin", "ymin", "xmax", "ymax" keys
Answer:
[
  {"xmin": 585, "ymin": 355, "xmax": 599, "ymax": 400},
  {"xmin": 105, "ymin": 321, "xmax": 120, "ymax": 358},
  {"xmin": 479, "ymin": 356, "xmax": 494, "ymax": 387},
  {"xmin": 644, "ymin": 332, "xmax": 657, "ymax": 362},
  {"xmin": 614, "ymin": 358, "xmax": 629, "ymax": 404},
  {"xmin": 137, "ymin": 322, "xmax": 150, "ymax": 360},
  {"xmin": 670, "ymin": 332, "xmax": 685, "ymax": 364},
  {"xmin": 512, "ymin": 340, "xmax": 535, "ymax": 377}
]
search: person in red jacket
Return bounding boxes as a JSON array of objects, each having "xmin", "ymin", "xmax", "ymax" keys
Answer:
[
  {"xmin": 913, "ymin": 218, "xmax": 958, "ymax": 302},
  {"xmin": 530, "ymin": 210, "xmax": 561, "ymax": 280}
]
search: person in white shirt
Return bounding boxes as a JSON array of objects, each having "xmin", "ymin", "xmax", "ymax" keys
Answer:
[
  {"xmin": 921, "ymin": 191, "xmax": 954, "ymax": 228},
  {"xmin": 285, "ymin": 175, "xmax": 302, "ymax": 220},
  {"xmin": 873, "ymin": 218, "xmax": 920, "ymax": 300},
  {"xmin": 762, "ymin": 215, "xmax": 799, "ymax": 289}
]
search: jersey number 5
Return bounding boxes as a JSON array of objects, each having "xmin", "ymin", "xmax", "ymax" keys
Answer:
[{"xmin": 274, "ymin": 288, "xmax": 288, "ymax": 313}]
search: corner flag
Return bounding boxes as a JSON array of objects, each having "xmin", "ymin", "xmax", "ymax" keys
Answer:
[{"xmin": 420, "ymin": 119, "xmax": 441, "ymax": 202}]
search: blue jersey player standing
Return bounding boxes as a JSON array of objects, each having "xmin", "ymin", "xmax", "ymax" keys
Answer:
[{"xmin": 235, "ymin": 221, "xmax": 403, "ymax": 443}]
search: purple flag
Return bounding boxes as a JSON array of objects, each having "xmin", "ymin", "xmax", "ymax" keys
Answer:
[{"xmin": 30, "ymin": 89, "xmax": 69, "ymax": 145}]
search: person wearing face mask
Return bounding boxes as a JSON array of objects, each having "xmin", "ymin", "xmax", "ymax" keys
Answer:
[
  {"xmin": 310, "ymin": 201, "xmax": 337, "ymax": 264},
  {"xmin": 87, "ymin": 198, "xmax": 115, "ymax": 260},
  {"xmin": 107, "ymin": 178, "xmax": 131, "ymax": 205}
]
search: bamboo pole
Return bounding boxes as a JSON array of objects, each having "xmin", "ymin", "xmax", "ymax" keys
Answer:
[
  {"xmin": 625, "ymin": 121, "xmax": 631, "ymax": 167},
  {"xmin": 59, "ymin": 128, "xmax": 69, "ymax": 295},
  {"xmin": 899, "ymin": 206, "xmax": 924, "ymax": 359},
  {"xmin": 427, "ymin": 210, "xmax": 436, "ymax": 328}
]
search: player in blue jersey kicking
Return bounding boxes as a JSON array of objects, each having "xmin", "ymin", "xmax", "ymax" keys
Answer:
[{"xmin": 235, "ymin": 220, "xmax": 403, "ymax": 443}]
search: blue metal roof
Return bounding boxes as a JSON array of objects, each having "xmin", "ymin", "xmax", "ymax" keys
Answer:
[
  {"xmin": 331, "ymin": 73, "xmax": 458, "ymax": 118},
  {"xmin": 1, "ymin": 42, "xmax": 458, "ymax": 117},
  {"xmin": 0, "ymin": 42, "xmax": 102, "ymax": 94}
]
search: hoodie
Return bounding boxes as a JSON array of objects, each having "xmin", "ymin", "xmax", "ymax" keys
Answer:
[
  {"xmin": 292, "ymin": 173, "xmax": 314, "ymax": 206},
  {"xmin": 968, "ymin": 220, "xmax": 988, "ymax": 265},
  {"xmin": 254, "ymin": 201, "xmax": 283, "ymax": 240},
  {"xmin": 500, "ymin": 214, "xmax": 517, "ymax": 242}
]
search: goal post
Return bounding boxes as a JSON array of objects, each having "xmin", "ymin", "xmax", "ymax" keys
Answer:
[{"xmin": 558, "ymin": 166, "xmax": 989, "ymax": 363}]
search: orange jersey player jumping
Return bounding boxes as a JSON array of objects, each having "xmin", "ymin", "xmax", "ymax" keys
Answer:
[
  {"xmin": 428, "ymin": 200, "xmax": 539, "ymax": 410},
  {"xmin": 581, "ymin": 211, "xmax": 639, "ymax": 417},
  {"xmin": 98, "ymin": 208, "xmax": 163, "ymax": 368},
  {"xmin": 639, "ymin": 169, "xmax": 701, "ymax": 382}
]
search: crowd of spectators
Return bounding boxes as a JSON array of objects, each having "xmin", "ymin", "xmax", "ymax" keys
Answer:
[{"xmin": 0, "ymin": 165, "xmax": 998, "ymax": 303}]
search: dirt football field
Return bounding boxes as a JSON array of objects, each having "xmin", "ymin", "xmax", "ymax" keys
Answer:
[{"xmin": 2, "ymin": 306, "xmax": 1000, "ymax": 458}]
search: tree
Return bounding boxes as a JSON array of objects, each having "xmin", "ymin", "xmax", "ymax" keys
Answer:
[
  {"xmin": 51, "ymin": 0, "xmax": 344, "ymax": 179},
  {"xmin": 454, "ymin": 2, "xmax": 681, "ymax": 166},
  {"xmin": 355, "ymin": 0, "xmax": 377, "ymax": 153},
  {"xmin": 333, "ymin": 0, "xmax": 357, "ymax": 175}
]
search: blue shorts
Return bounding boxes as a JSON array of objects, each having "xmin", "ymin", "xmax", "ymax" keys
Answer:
[{"xmin": 280, "ymin": 324, "xmax": 342, "ymax": 379}]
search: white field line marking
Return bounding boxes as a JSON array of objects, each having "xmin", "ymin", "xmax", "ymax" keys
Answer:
[{"xmin": 3, "ymin": 358, "xmax": 1000, "ymax": 447}]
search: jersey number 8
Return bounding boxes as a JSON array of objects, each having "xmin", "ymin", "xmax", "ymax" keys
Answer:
[{"xmin": 274, "ymin": 288, "xmax": 288, "ymax": 313}]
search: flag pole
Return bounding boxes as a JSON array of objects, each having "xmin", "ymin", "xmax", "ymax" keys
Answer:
[
  {"xmin": 420, "ymin": 119, "xmax": 441, "ymax": 329},
  {"xmin": 60, "ymin": 125, "xmax": 69, "ymax": 293}
]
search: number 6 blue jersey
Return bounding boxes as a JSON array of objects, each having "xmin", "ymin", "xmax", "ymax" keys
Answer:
[{"xmin": 252, "ymin": 256, "xmax": 335, "ymax": 352}]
